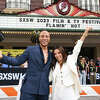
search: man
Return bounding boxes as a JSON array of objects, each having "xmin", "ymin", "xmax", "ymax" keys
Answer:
[
  {"xmin": 78, "ymin": 57, "xmax": 87, "ymax": 85},
  {"xmin": 0, "ymin": 31, "xmax": 52, "ymax": 100}
]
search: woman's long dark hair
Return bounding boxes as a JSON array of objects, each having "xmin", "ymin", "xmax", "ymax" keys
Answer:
[{"xmin": 50, "ymin": 46, "xmax": 67, "ymax": 70}]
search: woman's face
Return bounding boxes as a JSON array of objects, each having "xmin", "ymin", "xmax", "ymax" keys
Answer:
[
  {"xmin": 90, "ymin": 61, "xmax": 94, "ymax": 65},
  {"xmin": 81, "ymin": 57, "xmax": 86, "ymax": 63},
  {"xmin": 54, "ymin": 49, "xmax": 63, "ymax": 63}
]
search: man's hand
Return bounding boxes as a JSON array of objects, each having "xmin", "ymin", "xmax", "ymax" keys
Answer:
[{"xmin": 0, "ymin": 51, "xmax": 3, "ymax": 59}]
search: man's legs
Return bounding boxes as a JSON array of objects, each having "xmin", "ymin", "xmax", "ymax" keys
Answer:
[
  {"xmin": 37, "ymin": 94, "xmax": 49, "ymax": 100},
  {"xmin": 79, "ymin": 72, "xmax": 82, "ymax": 85},
  {"xmin": 83, "ymin": 71, "xmax": 86, "ymax": 85},
  {"xmin": 20, "ymin": 92, "xmax": 49, "ymax": 100},
  {"xmin": 20, "ymin": 92, "xmax": 37, "ymax": 100}
]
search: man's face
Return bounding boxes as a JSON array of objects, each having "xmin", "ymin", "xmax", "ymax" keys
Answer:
[{"xmin": 39, "ymin": 31, "xmax": 50, "ymax": 47}]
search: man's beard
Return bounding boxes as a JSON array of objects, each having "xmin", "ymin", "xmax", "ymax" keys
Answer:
[{"xmin": 40, "ymin": 43, "xmax": 48, "ymax": 48}]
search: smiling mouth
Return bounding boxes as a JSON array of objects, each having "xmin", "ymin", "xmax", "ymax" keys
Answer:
[{"xmin": 42, "ymin": 41, "xmax": 48, "ymax": 43}]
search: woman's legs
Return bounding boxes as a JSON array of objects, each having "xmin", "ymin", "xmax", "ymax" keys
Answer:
[{"xmin": 52, "ymin": 85, "xmax": 78, "ymax": 100}]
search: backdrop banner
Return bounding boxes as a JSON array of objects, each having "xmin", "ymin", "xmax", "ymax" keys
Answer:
[
  {"xmin": 0, "ymin": 68, "xmax": 26, "ymax": 85},
  {"xmin": 0, "ymin": 68, "xmax": 100, "ymax": 85}
]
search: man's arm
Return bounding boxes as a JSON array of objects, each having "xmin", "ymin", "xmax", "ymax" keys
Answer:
[
  {"xmin": 0, "ymin": 51, "xmax": 3, "ymax": 59},
  {"xmin": 0, "ymin": 47, "xmax": 29, "ymax": 66}
]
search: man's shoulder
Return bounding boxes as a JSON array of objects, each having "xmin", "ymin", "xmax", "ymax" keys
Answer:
[
  {"xmin": 27, "ymin": 45, "xmax": 40, "ymax": 50},
  {"xmin": 49, "ymin": 51, "xmax": 53, "ymax": 56}
]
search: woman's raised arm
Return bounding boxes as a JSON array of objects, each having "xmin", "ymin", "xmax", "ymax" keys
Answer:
[{"xmin": 80, "ymin": 27, "xmax": 92, "ymax": 42}]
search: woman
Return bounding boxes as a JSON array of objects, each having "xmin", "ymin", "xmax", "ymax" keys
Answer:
[
  {"xmin": 88, "ymin": 59, "xmax": 97, "ymax": 84},
  {"xmin": 50, "ymin": 27, "xmax": 92, "ymax": 100}
]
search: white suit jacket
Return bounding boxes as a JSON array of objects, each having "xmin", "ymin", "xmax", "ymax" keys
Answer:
[{"xmin": 51, "ymin": 40, "xmax": 83, "ymax": 100}]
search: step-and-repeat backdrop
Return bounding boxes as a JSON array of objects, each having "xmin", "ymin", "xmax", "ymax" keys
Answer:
[{"xmin": 0, "ymin": 68, "xmax": 100, "ymax": 85}]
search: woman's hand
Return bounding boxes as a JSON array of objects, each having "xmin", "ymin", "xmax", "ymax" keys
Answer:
[{"xmin": 80, "ymin": 27, "xmax": 92, "ymax": 41}]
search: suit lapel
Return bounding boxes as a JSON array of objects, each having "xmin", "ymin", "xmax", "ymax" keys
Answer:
[
  {"xmin": 37, "ymin": 45, "xmax": 51, "ymax": 70},
  {"xmin": 43, "ymin": 51, "xmax": 52, "ymax": 70},
  {"xmin": 33, "ymin": 45, "xmax": 44, "ymax": 70}
]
